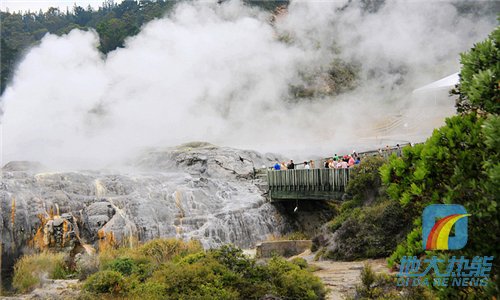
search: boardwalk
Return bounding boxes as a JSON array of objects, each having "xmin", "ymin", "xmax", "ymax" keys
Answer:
[
  {"xmin": 267, "ymin": 169, "xmax": 350, "ymax": 201},
  {"xmin": 265, "ymin": 144, "xmax": 409, "ymax": 201}
]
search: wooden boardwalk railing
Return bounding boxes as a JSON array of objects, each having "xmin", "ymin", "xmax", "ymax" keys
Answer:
[
  {"xmin": 264, "ymin": 143, "xmax": 416, "ymax": 201},
  {"xmin": 266, "ymin": 169, "xmax": 350, "ymax": 201}
]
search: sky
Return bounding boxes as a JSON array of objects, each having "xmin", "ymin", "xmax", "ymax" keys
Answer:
[{"xmin": 0, "ymin": 0, "xmax": 121, "ymax": 12}]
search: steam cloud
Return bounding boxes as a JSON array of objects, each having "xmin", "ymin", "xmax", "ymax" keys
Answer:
[{"xmin": 0, "ymin": 0, "xmax": 496, "ymax": 169}]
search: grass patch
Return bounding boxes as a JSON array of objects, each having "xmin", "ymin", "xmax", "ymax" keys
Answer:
[
  {"xmin": 80, "ymin": 240, "xmax": 326, "ymax": 300},
  {"xmin": 12, "ymin": 238, "xmax": 326, "ymax": 299},
  {"xmin": 347, "ymin": 264, "xmax": 434, "ymax": 299},
  {"xmin": 12, "ymin": 252, "xmax": 69, "ymax": 293}
]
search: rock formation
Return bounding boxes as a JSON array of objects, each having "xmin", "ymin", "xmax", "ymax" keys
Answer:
[{"xmin": 0, "ymin": 142, "xmax": 287, "ymax": 275}]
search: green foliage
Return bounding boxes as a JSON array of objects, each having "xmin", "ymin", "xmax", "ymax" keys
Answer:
[
  {"xmin": 351, "ymin": 264, "xmax": 433, "ymax": 300},
  {"xmin": 383, "ymin": 23, "xmax": 500, "ymax": 298},
  {"xmin": 277, "ymin": 268, "xmax": 325, "ymax": 300},
  {"xmin": 267, "ymin": 256, "xmax": 325, "ymax": 300},
  {"xmin": 12, "ymin": 252, "xmax": 69, "ymax": 293},
  {"xmin": 178, "ymin": 251, "xmax": 206, "ymax": 265},
  {"xmin": 96, "ymin": 18, "xmax": 130, "ymax": 52},
  {"xmin": 383, "ymin": 115, "xmax": 499, "ymax": 298},
  {"xmin": 346, "ymin": 155, "xmax": 386, "ymax": 202},
  {"xmin": 243, "ymin": 0, "xmax": 289, "ymax": 12},
  {"xmin": 104, "ymin": 257, "xmax": 135, "ymax": 276},
  {"xmin": 290, "ymin": 59, "xmax": 360, "ymax": 99},
  {"xmin": 81, "ymin": 238, "xmax": 326, "ymax": 299},
  {"xmin": 83, "ymin": 270, "xmax": 126, "ymax": 294},
  {"xmin": 328, "ymin": 156, "xmax": 386, "ymax": 233},
  {"xmin": 360, "ymin": 263, "xmax": 376, "ymax": 292},
  {"xmin": 147, "ymin": 258, "xmax": 240, "ymax": 299},
  {"xmin": 326, "ymin": 59, "xmax": 360, "ymax": 94},
  {"xmin": 454, "ymin": 25, "xmax": 500, "ymax": 114},
  {"xmin": 0, "ymin": 0, "xmax": 291, "ymax": 94},
  {"xmin": 283, "ymin": 231, "xmax": 310, "ymax": 240},
  {"xmin": 319, "ymin": 155, "xmax": 410, "ymax": 261},
  {"xmin": 0, "ymin": 38, "xmax": 17, "ymax": 94},
  {"xmin": 482, "ymin": 115, "xmax": 500, "ymax": 200},
  {"xmin": 383, "ymin": 113, "xmax": 499, "ymax": 259},
  {"xmin": 291, "ymin": 257, "xmax": 308, "ymax": 269},
  {"xmin": 326, "ymin": 199, "xmax": 410, "ymax": 260},
  {"xmin": 387, "ymin": 226, "xmax": 421, "ymax": 268},
  {"xmin": 138, "ymin": 238, "xmax": 202, "ymax": 264},
  {"xmin": 129, "ymin": 281, "xmax": 167, "ymax": 299},
  {"xmin": 209, "ymin": 244, "xmax": 253, "ymax": 274},
  {"xmin": 327, "ymin": 204, "xmax": 361, "ymax": 232},
  {"xmin": 0, "ymin": 1, "xmax": 176, "ymax": 93}
]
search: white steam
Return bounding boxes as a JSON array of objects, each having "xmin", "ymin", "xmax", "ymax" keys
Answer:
[{"xmin": 0, "ymin": 0, "xmax": 496, "ymax": 168}]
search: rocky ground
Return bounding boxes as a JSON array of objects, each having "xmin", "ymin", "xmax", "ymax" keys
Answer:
[
  {"xmin": 290, "ymin": 250, "xmax": 393, "ymax": 299},
  {"xmin": 1, "ymin": 142, "xmax": 286, "ymax": 248},
  {"xmin": 1, "ymin": 279, "xmax": 80, "ymax": 300},
  {"xmin": 311, "ymin": 258, "xmax": 392, "ymax": 299}
]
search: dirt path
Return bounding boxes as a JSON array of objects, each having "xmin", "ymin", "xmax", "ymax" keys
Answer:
[
  {"xmin": 251, "ymin": 248, "xmax": 393, "ymax": 299},
  {"xmin": 310, "ymin": 258, "xmax": 392, "ymax": 299},
  {"xmin": 1, "ymin": 279, "xmax": 80, "ymax": 300}
]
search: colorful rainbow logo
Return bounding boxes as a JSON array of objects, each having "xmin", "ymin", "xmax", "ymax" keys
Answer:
[
  {"xmin": 424, "ymin": 213, "xmax": 470, "ymax": 250},
  {"xmin": 422, "ymin": 204, "xmax": 470, "ymax": 250}
]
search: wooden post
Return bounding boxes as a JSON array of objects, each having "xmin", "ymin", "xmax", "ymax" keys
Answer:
[
  {"xmin": 286, "ymin": 170, "xmax": 289, "ymax": 191},
  {"xmin": 278, "ymin": 170, "xmax": 281, "ymax": 191},
  {"xmin": 293, "ymin": 170, "xmax": 295, "ymax": 191}
]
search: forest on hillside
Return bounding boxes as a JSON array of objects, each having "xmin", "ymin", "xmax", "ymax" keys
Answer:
[
  {"xmin": 1, "ymin": 0, "xmax": 498, "ymax": 96},
  {"xmin": 0, "ymin": 0, "xmax": 289, "ymax": 94}
]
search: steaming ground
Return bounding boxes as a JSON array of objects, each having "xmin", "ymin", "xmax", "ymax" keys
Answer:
[{"xmin": 0, "ymin": 0, "xmax": 496, "ymax": 169}]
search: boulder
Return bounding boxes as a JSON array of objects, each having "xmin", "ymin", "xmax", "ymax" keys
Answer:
[{"xmin": 256, "ymin": 240, "xmax": 312, "ymax": 258}]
